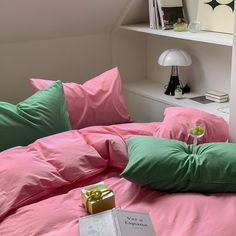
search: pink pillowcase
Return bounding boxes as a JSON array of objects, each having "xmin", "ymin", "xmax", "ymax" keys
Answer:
[
  {"xmin": 154, "ymin": 107, "xmax": 228, "ymax": 144},
  {"xmin": 30, "ymin": 67, "xmax": 131, "ymax": 129}
]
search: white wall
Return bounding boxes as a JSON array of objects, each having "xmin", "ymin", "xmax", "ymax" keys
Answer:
[
  {"xmin": 0, "ymin": 0, "xmax": 130, "ymax": 103},
  {"xmin": 0, "ymin": 33, "xmax": 112, "ymax": 103},
  {"xmin": 0, "ymin": 0, "xmax": 129, "ymax": 43},
  {"xmin": 111, "ymin": 29, "xmax": 147, "ymax": 82},
  {"xmin": 111, "ymin": 0, "xmax": 148, "ymax": 83}
]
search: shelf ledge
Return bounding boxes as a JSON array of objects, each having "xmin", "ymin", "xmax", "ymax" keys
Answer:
[{"xmin": 120, "ymin": 24, "xmax": 233, "ymax": 47}]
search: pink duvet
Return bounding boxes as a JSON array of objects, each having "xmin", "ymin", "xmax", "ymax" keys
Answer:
[{"xmin": 1, "ymin": 122, "xmax": 236, "ymax": 236}]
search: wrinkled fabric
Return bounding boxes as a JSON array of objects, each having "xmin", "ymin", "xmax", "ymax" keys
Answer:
[
  {"xmin": 30, "ymin": 67, "xmax": 131, "ymax": 129},
  {"xmin": 1, "ymin": 122, "xmax": 236, "ymax": 236},
  {"xmin": 154, "ymin": 107, "xmax": 228, "ymax": 144}
]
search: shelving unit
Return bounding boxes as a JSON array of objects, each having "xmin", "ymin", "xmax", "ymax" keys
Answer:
[
  {"xmin": 120, "ymin": 24, "xmax": 233, "ymax": 46},
  {"xmin": 114, "ymin": 0, "xmax": 233, "ymax": 123},
  {"xmin": 124, "ymin": 80, "xmax": 229, "ymax": 122}
]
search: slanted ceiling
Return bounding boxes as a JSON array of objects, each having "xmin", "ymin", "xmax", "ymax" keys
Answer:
[{"xmin": 0, "ymin": 0, "xmax": 129, "ymax": 44}]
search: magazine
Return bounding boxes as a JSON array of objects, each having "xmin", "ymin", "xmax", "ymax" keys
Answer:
[
  {"xmin": 79, "ymin": 208, "xmax": 156, "ymax": 236},
  {"xmin": 156, "ymin": 0, "xmax": 184, "ymax": 29}
]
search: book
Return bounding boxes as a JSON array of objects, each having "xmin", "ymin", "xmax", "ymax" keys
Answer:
[
  {"xmin": 205, "ymin": 90, "xmax": 229, "ymax": 103},
  {"xmin": 205, "ymin": 94, "xmax": 229, "ymax": 100},
  {"xmin": 148, "ymin": 0, "xmax": 160, "ymax": 29},
  {"xmin": 205, "ymin": 90, "xmax": 229, "ymax": 98},
  {"xmin": 148, "ymin": 0, "xmax": 156, "ymax": 29},
  {"xmin": 156, "ymin": 0, "xmax": 164, "ymax": 28},
  {"xmin": 153, "ymin": 0, "xmax": 160, "ymax": 29},
  {"xmin": 205, "ymin": 96, "xmax": 229, "ymax": 103},
  {"xmin": 79, "ymin": 208, "xmax": 156, "ymax": 236},
  {"xmin": 189, "ymin": 95, "xmax": 214, "ymax": 104},
  {"xmin": 157, "ymin": 0, "xmax": 185, "ymax": 29}
]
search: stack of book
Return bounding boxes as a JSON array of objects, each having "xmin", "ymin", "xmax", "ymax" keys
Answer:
[
  {"xmin": 148, "ymin": 0, "xmax": 185, "ymax": 30},
  {"xmin": 205, "ymin": 90, "xmax": 229, "ymax": 103}
]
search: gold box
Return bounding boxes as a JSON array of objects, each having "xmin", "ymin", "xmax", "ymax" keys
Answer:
[{"xmin": 81, "ymin": 181, "xmax": 115, "ymax": 214}]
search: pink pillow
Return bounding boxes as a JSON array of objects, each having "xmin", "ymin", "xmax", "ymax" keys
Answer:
[
  {"xmin": 30, "ymin": 67, "xmax": 131, "ymax": 129},
  {"xmin": 154, "ymin": 107, "xmax": 228, "ymax": 144}
]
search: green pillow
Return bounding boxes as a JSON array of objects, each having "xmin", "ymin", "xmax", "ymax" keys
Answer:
[
  {"xmin": 0, "ymin": 80, "xmax": 71, "ymax": 151},
  {"xmin": 121, "ymin": 137, "xmax": 236, "ymax": 193}
]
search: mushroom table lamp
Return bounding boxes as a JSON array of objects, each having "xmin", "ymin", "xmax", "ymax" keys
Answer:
[{"xmin": 158, "ymin": 49, "xmax": 192, "ymax": 96}]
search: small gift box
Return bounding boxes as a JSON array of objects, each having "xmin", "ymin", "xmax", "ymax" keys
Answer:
[{"xmin": 81, "ymin": 181, "xmax": 115, "ymax": 214}]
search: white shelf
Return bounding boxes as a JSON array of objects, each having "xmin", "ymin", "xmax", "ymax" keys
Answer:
[
  {"xmin": 124, "ymin": 79, "xmax": 230, "ymax": 121},
  {"xmin": 120, "ymin": 24, "xmax": 233, "ymax": 46}
]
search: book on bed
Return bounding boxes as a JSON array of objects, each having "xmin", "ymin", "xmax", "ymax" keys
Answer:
[{"xmin": 79, "ymin": 208, "xmax": 156, "ymax": 236}]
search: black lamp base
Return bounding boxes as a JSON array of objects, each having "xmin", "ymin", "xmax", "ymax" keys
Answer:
[{"xmin": 164, "ymin": 75, "xmax": 180, "ymax": 96}]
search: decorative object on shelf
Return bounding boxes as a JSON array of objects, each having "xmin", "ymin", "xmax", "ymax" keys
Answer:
[
  {"xmin": 157, "ymin": 0, "xmax": 186, "ymax": 30},
  {"xmin": 189, "ymin": 125, "xmax": 205, "ymax": 156},
  {"xmin": 158, "ymin": 48, "xmax": 192, "ymax": 96},
  {"xmin": 188, "ymin": 20, "xmax": 201, "ymax": 33},
  {"xmin": 174, "ymin": 85, "xmax": 183, "ymax": 99},
  {"xmin": 173, "ymin": 18, "xmax": 188, "ymax": 31},
  {"xmin": 182, "ymin": 83, "xmax": 191, "ymax": 93},
  {"xmin": 197, "ymin": 0, "xmax": 234, "ymax": 34}
]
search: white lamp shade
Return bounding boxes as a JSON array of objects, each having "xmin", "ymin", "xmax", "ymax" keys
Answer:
[{"xmin": 158, "ymin": 49, "xmax": 192, "ymax": 66}]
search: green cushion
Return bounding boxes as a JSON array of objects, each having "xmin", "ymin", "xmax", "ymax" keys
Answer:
[
  {"xmin": 121, "ymin": 137, "xmax": 236, "ymax": 193},
  {"xmin": 0, "ymin": 80, "xmax": 71, "ymax": 151}
]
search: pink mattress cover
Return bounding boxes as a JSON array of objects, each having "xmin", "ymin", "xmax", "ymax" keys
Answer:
[{"xmin": 1, "ymin": 122, "xmax": 236, "ymax": 236}]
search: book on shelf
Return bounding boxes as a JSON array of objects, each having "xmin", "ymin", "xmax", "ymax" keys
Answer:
[
  {"xmin": 205, "ymin": 90, "xmax": 229, "ymax": 103},
  {"xmin": 156, "ymin": 0, "xmax": 164, "ymax": 28},
  {"xmin": 148, "ymin": 0, "xmax": 160, "ymax": 29},
  {"xmin": 79, "ymin": 208, "xmax": 156, "ymax": 236},
  {"xmin": 154, "ymin": 0, "xmax": 160, "ymax": 29},
  {"xmin": 148, "ymin": 0, "xmax": 185, "ymax": 30},
  {"xmin": 205, "ymin": 96, "xmax": 229, "ymax": 103},
  {"xmin": 205, "ymin": 94, "xmax": 229, "ymax": 100},
  {"xmin": 205, "ymin": 90, "xmax": 229, "ymax": 98},
  {"xmin": 148, "ymin": 0, "xmax": 156, "ymax": 29}
]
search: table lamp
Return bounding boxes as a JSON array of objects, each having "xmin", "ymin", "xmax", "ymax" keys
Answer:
[{"xmin": 158, "ymin": 49, "xmax": 192, "ymax": 95}]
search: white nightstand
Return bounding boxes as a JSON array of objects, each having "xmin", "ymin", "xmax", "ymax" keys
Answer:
[{"xmin": 124, "ymin": 80, "xmax": 229, "ymax": 122}]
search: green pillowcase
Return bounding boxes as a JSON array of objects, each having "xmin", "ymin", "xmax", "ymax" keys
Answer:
[
  {"xmin": 0, "ymin": 80, "xmax": 71, "ymax": 151},
  {"xmin": 121, "ymin": 137, "xmax": 236, "ymax": 193}
]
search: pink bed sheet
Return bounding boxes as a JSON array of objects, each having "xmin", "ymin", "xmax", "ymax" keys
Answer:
[{"xmin": 1, "ymin": 122, "xmax": 236, "ymax": 236}]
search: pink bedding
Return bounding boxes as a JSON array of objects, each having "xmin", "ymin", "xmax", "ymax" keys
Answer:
[{"xmin": 1, "ymin": 122, "xmax": 236, "ymax": 236}]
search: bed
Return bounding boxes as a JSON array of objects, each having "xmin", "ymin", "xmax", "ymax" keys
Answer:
[{"xmin": 0, "ymin": 68, "xmax": 233, "ymax": 236}]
